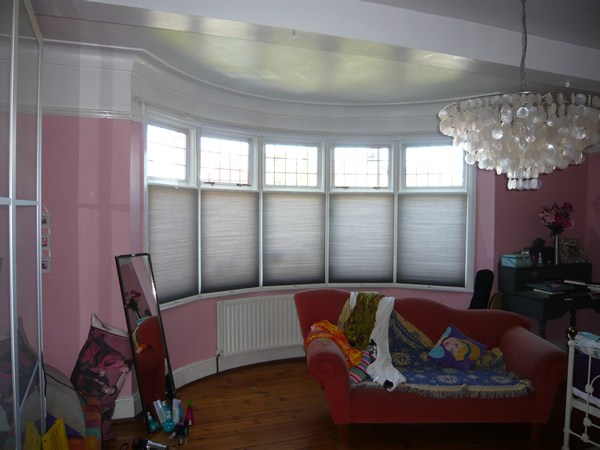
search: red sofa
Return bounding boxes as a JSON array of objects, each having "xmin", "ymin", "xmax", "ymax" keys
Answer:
[{"xmin": 294, "ymin": 289, "xmax": 568, "ymax": 444}]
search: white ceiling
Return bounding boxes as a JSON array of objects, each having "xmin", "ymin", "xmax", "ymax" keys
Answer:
[{"xmin": 30, "ymin": 0, "xmax": 600, "ymax": 106}]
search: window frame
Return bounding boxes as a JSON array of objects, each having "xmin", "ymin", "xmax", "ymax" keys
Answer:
[
  {"xmin": 146, "ymin": 109, "xmax": 198, "ymax": 188},
  {"xmin": 262, "ymin": 137, "xmax": 325, "ymax": 192},
  {"xmin": 330, "ymin": 141, "xmax": 393, "ymax": 192},
  {"xmin": 396, "ymin": 137, "xmax": 477, "ymax": 292},
  {"xmin": 399, "ymin": 139, "xmax": 468, "ymax": 194},
  {"xmin": 199, "ymin": 127, "xmax": 258, "ymax": 191}
]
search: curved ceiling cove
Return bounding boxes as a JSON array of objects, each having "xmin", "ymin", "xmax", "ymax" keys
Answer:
[{"xmin": 32, "ymin": 0, "xmax": 600, "ymax": 105}]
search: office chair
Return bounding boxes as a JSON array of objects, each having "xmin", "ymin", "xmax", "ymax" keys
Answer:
[{"xmin": 468, "ymin": 269, "xmax": 494, "ymax": 309}]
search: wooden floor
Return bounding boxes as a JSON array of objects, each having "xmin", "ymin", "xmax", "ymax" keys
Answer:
[{"xmin": 106, "ymin": 358, "xmax": 599, "ymax": 450}]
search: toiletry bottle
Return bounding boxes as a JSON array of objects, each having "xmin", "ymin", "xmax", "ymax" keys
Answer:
[
  {"xmin": 185, "ymin": 399, "xmax": 195, "ymax": 426},
  {"xmin": 147, "ymin": 412, "xmax": 160, "ymax": 433},
  {"xmin": 162, "ymin": 400, "xmax": 171, "ymax": 417},
  {"xmin": 162, "ymin": 411, "xmax": 174, "ymax": 433},
  {"xmin": 153, "ymin": 400, "xmax": 167, "ymax": 425},
  {"xmin": 172, "ymin": 398, "xmax": 181, "ymax": 423},
  {"xmin": 162, "ymin": 400, "xmax": 174, "ymax": 432}
]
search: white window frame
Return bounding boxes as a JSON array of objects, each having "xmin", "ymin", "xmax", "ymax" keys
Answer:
[
  {"xmin": 146, "ymin": 109, "xmax": 198, "ymax": 188},
  {"xmin": 400, "ymin": 140, "xmax": 468, "ymax": 193},
  {"xmin": 397, "ymin": 137, "xmax": 477, "ymax": 292},
  {"xmin": 262, "ymin": 137, "xmax": 325, "ymax": 192},
  {"xmin": 199, "ymin": 126, "xmax": 258, "ymax": 191},
  {"xmin": 330, "ymin": 141, "xmax": 393, "ymax": 192}
]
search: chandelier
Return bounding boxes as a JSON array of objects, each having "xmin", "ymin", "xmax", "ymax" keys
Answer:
[{"xmin": 437, "ymin": 0, "xmax": 600, "ymax": 190}]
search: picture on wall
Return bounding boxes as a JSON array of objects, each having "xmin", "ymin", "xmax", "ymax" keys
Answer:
[
  {"xmin": 559, "ymin": 238, "xmax": 588, "ymax": 264},
  {"xmin": 41, "ymin": 235, "xmax": 51, "ymax": 251},
  {"xmin": 41, "ymin": 212, "xmax": 50, "ymax": 228},
  {"xmin": 42, "ymin": 258, "xmax": 51, "ymax": 273}
]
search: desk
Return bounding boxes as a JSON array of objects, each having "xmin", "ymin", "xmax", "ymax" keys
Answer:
[{"xmin": 498, "ymin": 263, "xmax": 597, "ymax": 339}]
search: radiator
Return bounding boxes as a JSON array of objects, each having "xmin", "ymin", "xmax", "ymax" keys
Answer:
[{"xmin": 217, "ymin": 295, "xmax": 303, "ymax": 358}]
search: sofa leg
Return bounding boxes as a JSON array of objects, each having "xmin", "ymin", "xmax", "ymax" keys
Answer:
[
  {"xmin": 531, "ymin": 423, "xmax": 543, "ymax": 443},
  {"xmin": 337, "ymin": 424, "xmax": 349, "ymax": 446}
]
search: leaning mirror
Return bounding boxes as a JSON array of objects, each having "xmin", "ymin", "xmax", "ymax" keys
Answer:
[{"xmin": 115, "ymin": 253, "xmax": 176, "ymax": 435}]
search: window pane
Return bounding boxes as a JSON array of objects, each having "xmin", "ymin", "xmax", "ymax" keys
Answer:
[
  {"xmin": 147, "ymin": 125, "xmax": 188, "ymax": 181},
  {"xmin": 334, "ymin": 147, "xmax": 389, "ymax": 188},
  {"xmin": 397, "ymin": 193, "xmax": 467, "ymax": 286},
  {"xmin": 405, "ymin": 146, "xmax": 464, "ymax": 187},
  {"xmin": 200, "ymin": 137, "xmax": 250, "ymax": 184},
  {"xmin": 148, "ymin": 185, "xmax": 199, "ymax": 302},
  {"xmin": 265, "ymin": 144, "xmax": 318, "ymax": 187},
  {"xmin": 263, "ymin": 193, "xmax": 325, "ymax": 285},
  {"xmin": 329, "ymin": 194, "xmax": 394, "ymax": 283},
  {"xmin": 201, "ymin": 191, "xmax": 259, "ymax": 292}
]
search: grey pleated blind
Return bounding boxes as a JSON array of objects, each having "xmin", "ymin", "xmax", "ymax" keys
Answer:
[
  {"xmin": 263, "ymin": 192, "xmax": 326, "ymax": 286},
  {"xmin": 397, "ymin": 193, "xmax": 467, "ymax": 286},
  {"xmin": 148, "ymin": 185, "xmax": 199, "ymax": 303},
  {"xmin": 201, "ymin": 190, "xmax": 259, "ymax": 293},
  {"xmin": 329, "ymin": 194, "xmax": 394, "ymax": 283}
]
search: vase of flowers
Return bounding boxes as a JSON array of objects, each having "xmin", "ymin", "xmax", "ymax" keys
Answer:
[
  {"xmin": 125, "ymin": 290, "xmax": 142, "ymax": 320},
  {"xmin": 539, "ymin": 202, "xmax": 574, "ymax": 265}
]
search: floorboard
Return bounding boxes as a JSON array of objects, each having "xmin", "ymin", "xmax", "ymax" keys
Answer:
[{"xmin": 105, "ymin": 358, "xmax": 599, "ymax": 450}]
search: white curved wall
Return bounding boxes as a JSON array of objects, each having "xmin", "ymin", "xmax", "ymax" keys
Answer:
[{"xmin": 43, "ymin": 42, "xmax": 448, "ymax": 136}]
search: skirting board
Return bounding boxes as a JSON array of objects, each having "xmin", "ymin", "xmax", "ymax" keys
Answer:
[
  {"xmin": 217, "ymin": 346, "xmax": 304, "ymax": 372},
  {"xmin": 113, "ymin": 391, "xmax": 141, "ymax": 421},
  {"xmin": 112, "ymin": 347, "xmax": 304, "ymax": 419}
]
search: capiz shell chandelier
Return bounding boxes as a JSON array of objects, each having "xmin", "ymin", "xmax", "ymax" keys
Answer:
[{"xmin": 437, "ymin": 1, "xmax": 600, "ymax": 190}]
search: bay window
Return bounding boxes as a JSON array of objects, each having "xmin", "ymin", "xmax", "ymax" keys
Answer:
[{"xmin": 146, "ymin": 115, "xmax": 474, "ymax": 304}]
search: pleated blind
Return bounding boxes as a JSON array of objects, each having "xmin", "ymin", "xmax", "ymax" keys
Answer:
[
  {"xmin": 201, "ymin": 190, "xmax": 259, "ymax": 293},
  {"xmin": 329, "ymin": 193, "xmax": 394, "ymax": 283},
  {"xmin": 397, "ymin": 193, "xmax": 467, "ymax": 286},
  {"xmin": 263, "ymin": 192, "xmax": 326, "ymax": 286},
  {"xmin": 148, "ymin": 185, "xmax": 199, "ymax": 303}
]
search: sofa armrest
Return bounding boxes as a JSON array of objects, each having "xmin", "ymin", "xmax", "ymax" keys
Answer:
[
  {"xmin": 499, "ymin": 325, "xmax": 568, "ymax": 423},
  {"xmin": 306, "ymin": 335, "xmax": 352, "ymax": 424}
]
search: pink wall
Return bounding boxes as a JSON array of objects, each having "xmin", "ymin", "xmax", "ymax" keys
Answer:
[
  {"xmin": 41, "ymin": 115, "xmax": 599, "ymax": 395},
  {"xmin": 41, "ymin": 116, "xmax": 144, "ymax": 395}
]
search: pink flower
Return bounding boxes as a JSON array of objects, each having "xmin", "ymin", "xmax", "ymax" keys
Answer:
[{"xmin": 539, "ymin": 202, "xmax": 574, "ymax": 237}]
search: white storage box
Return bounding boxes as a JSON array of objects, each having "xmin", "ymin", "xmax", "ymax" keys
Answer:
[{"xmin": 501, "ymin": 254, "xmax": 532, "ymax": 268}]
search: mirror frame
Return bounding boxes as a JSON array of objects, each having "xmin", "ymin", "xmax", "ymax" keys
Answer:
[{"xmin": 115, "ymin": 252, "xmax": 176, "ymax": 435}]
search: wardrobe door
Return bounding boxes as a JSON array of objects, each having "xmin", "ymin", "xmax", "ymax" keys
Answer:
[{"xmin": 0, "ymin": 0, "xmax": 43, "ymax": 447}]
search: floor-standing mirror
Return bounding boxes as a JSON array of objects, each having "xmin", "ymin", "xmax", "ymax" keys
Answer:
[{"xmin": 115, "ymin": 253, "xmax": 176, "ymax": 435}]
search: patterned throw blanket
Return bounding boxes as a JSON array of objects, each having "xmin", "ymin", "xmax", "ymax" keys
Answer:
[
  {"xmin": 353, "ymin": 311, "xmax": 533, "ymax": 399},
  {"xmin": 343, "ymin": 292, "xmax": 382, "ymax": 350}
]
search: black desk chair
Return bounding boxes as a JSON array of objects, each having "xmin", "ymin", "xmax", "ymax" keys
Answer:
[{"xmin": 468, "ymin": 269, "xmax": 494, "ymax": 309}]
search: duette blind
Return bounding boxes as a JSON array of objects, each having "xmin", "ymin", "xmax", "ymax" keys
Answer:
[
  {"xmin": 263, "ymin": 192, "xmax": 326, "ymax": 285},
  {"xmin": 397, "ymin": 193, "xmax": 467, "ymax": 287},
  {"xmin": 201, "ymin": 190, "xmax": 259, "ymax": 293},
  {"xmin": 329, "ymin": 194, "xmax": 394, "ymax": 283},
  {"xmin": 148, "ymin": 185, "xmax": 199, "ymax": 302}
]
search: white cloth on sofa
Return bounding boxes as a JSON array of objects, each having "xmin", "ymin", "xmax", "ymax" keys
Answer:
[
  {"xmin": 339, "ymin": 292, "xmax": 406, "ymax": 392},
  {"xmin": 365, "ymin": 295, "xmax": 406, "ymax": 391}
]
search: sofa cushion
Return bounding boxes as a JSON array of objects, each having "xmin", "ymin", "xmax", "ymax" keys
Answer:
[{"xmin": 428, "ymin": 324, "xmax": 487, "ymax": 370}]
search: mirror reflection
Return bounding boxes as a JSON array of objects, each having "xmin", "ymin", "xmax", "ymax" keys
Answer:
[{"xmin": 115, "ymin": 253, "xmax": 176, "ymax": 435}]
